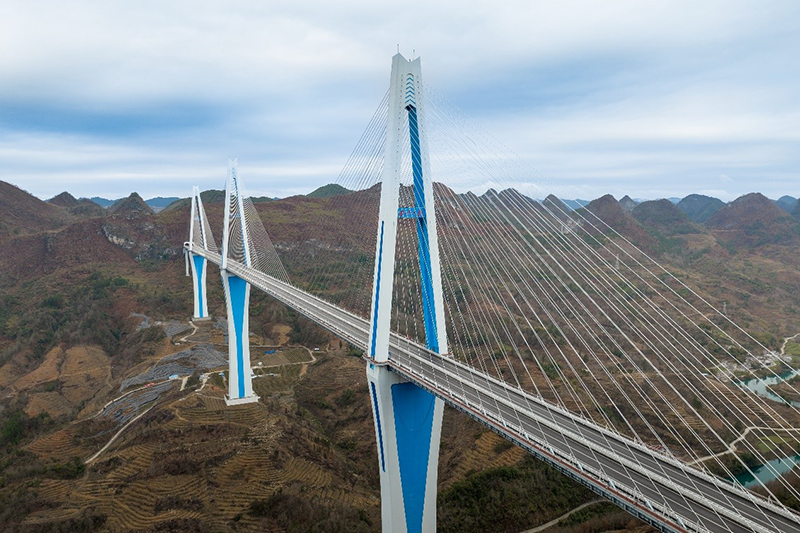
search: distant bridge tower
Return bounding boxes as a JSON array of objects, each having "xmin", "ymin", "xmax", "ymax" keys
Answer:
[
  {"xmin": 220, "ymin": 158, "xmax": 259, "ymax": 406},
  {"xmin": 367, "ymin": 53, "xmax": 448, "ymax": 533},
  {"xmin": 186, "ymin": 186, "xmax": 215, "ymax": 321}
]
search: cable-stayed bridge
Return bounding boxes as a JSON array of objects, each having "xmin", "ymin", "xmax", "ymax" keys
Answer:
[{"xmin": 183, "ymin": 54, "xmax": 800, "ymax": 533}]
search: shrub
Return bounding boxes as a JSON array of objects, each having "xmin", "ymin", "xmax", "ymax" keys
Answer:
[{"xmin": 50, "ymin": 456, "xmax": 85, "ymax": 479}]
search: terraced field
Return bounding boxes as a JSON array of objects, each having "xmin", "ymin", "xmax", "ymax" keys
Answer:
[
  {"xmin": 253, "ymin": 351, "xmax": 293, "ymax": 367},
  {"xmin": 284, "ymin": 347, "xmax": 314, "ymax": 364},
  {"xmin": 9, "ymin": 344, "xmax": 115, "ymax": 421},
  {"xmin": 450, "ymin": 431, "xmax": 526, "ymax": 480},
  {"xmin": 26, "ymin": 426, "xmax": 91, "ymax": 460},
  {"xmin": 20, "ymin": 367, "xmax": 332, "ymax": 530},
  {"xmin": 59, "ymin": 346, "xmax": 111, "ymax": 406},
  {"xmin": 9, "ymin": 335, "xmax": 581, "ymax": 533},
  {"xmin": 252, "ymin": 364, "xmax": 304, "ymax": 397},
  {"xmin": 24, "ymin": 389, "xmax": 73, "ymax": 418},
  {"xmin": 11, "ymin": 346, "xmax": 65, "ymax": 391}
]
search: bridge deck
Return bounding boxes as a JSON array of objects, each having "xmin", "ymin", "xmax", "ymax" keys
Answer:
[{"xmin": 191, "ymin": 246, "xmax": 800, "ymax": 533}]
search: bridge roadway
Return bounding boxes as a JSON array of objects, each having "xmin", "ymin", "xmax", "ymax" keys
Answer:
[{"xmin": 193, "ymin": 247, "xmax": 800, "ymax": 533}]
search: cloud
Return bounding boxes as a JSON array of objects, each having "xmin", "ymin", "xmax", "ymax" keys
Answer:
[{"xmin": 1, "ymin": 0, "xmax": 799, "ymax": 201}]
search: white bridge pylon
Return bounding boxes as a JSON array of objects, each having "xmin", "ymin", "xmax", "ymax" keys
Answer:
[
  {"xmin": 220, "ymin": 158, "xmax": 259, "ymax": 406},
  {"xmin": 186, "ymin": 186, "xmax": 215, "ymax": 320},
  {"xmin": 367, "ymin": 53, "xmax": 448, "ymax": 533}
]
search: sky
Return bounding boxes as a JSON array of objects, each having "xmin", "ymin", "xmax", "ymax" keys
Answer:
[{"xmin": 1, "ymin": 0, "xmax": 798, "ymax": 202}]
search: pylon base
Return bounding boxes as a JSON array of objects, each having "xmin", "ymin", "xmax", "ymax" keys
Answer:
[{"xmin": 224, "ymin": 394, "xmax": 259, "ymax": 406}]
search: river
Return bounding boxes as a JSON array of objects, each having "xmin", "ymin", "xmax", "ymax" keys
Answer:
[
  {"xmin": 732, "ymin": 370, "xmax": 800, "ymax": 486},
  {"xmin": 734, "ymin": 455, "xmax": 800, "ymax": 488},
  {"xmin": 737, "ymin": 369, "xmax": 800, "ymax": 408}
]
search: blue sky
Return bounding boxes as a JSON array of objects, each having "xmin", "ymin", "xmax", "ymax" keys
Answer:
[{"xmin": 1, "ymin": 0, "xmax": 798, "ymax": 202}]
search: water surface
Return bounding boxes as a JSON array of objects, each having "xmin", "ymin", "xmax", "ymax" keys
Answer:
[
  {"xmin": 733, "ymin": 454, "xmax": 800, "ymax": 488},
  {"xmin": 737, "ymin": 369, "xmax": 800, "ymax": 408}
]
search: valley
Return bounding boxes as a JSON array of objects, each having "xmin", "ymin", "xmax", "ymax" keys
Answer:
[{"xmin": 1, "ymin": 180, "xmax": 799, "ymax": 532}]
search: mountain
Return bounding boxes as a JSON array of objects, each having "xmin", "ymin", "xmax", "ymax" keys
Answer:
[
  {"xmin": 88, "ymin": 196, "xmax": 116, "ymax": 208},
  {"xmin": 497, "ymin": 187, "xmax": 539, "ymax": 209},
  {"xmin": 90, "ymin": 196, "xmax": 185, "ymax": 212},
  {"xmin": 619, "ymin": 195, "xmax": 638, "ymax": 212},
  {"xmin": 579, "ymin": 194, "xmax": 653, "ymax": 248},
  {"xmin": 632, "ymin": 199, "xmax": 699, "ymax": 236},
  {"xmin": 145, "ymin": 196, "xmax": 181, "ymax": 213},
  {"xmin": 47, "ymin": 191, "xmax": 105, "ymax": 217},
  {"xmin": 480, "ymin": 188, "xmax": 500, "ymax": 202},
  {"xmin": 677, "ymin": 194, "xmax": 725, "ymax": 224},
  {"xmin": 198, "ymin": 189, "xmax": 226, "ymax": 204},
  {"xmin": 109, "ymin": 192, "xmax": 155, "ymax": 217},
  {"xmin": 775, "ymin": 195, "xmax": 798, "ymax": 213},
  {"xmin": 307, "ymin": 184, "xmax": 351, "ymax": 198},
  {"xmin": 541, "ymin": 194, "xmax": 572, "ymax": 220},
  {"xmin": 162, "ymin": 189, "xmax": 275, "ymax": 212},
  {"xmin": 162, "ymin": 189, "xmax": 227, "ymax": 212},
  {"xmin": 98, "ymin": 194, "xmax": 187, "ymax": 212},
  {"xmin": 560, "ymin": 199, "xmax": 589, "ymax": 211},
  {"xmin": 47, "ymin": 191, "xmax": 81, "ymax": 208},
  {"xmin": 0, "ymin": 181, "xmax": 74, "ymax": 237},
  {"xmin": 459, "ymin": 187, "xmax": 543, "ymax": 215},
  {"xmin": 705, "ymin": 192, "xmax": 800, "ymax": 248},
  {"xmin": 542, "ymin": 194, "xmax": 569, "ymax": 211}
]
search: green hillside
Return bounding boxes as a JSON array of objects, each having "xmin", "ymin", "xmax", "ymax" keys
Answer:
[
  {"xmin": 677, "ymin": 194, "xmax": 725, "ymax": 223},
  {"xmin": 307, "ymin": 184, "xmax": 351, "ymax": 198}
]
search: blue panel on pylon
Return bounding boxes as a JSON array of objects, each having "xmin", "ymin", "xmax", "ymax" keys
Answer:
[
  {"xmin": 417, "ymin": 222, "xmax": 438, "ymax": 352},
  {"xmin": 406, "ymin": 104, "xmax": 439, "ymax": 353},
  {"xmin": 392, "ymin": 382, "xmax": 436, "ymax": 533},
  {"xmin": 193, "ymin": 255, "xmax": 205, "ymax": 317},
  {"xmin": 228, "ymin": 275, "xmax": 247, "ymax": 398},
  {"xmin": 370, "ymin": 222, "xmax": 385, "ymax": 357},
  {"xmin": 370, "ymin": 382, "xmax": 386, "ymax": 472}
]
